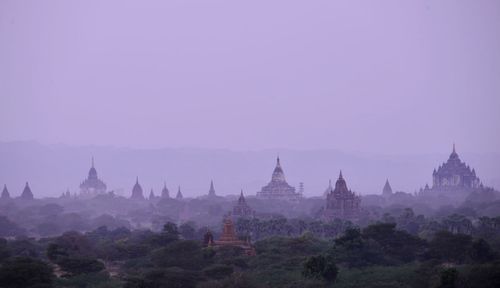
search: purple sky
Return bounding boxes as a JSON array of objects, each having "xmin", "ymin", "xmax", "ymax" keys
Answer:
[{"xmin": 1, "ymin": 0, "xmax": 499, "ymax": 154}]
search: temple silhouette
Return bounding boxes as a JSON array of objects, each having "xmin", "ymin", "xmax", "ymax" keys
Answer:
[
  {"xmin": 323, "ymin": 171, "xmax": 361, "ymax": 220},
  {"xmin": 79, "ymin": 157, "xmax": 107, "ymax": 198},
  {"xmin": 256, "ymin": 156, "xmax": 301, "ymax": 201}
]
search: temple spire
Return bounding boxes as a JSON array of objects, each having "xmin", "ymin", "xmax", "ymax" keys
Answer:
[
  {"xmin": 339, "ymin": 170, "xmax": 343, "ymax": 180},
  {"xmin": 176, "ymin": 186, "xmax": 183, "ymax": 199},
  {"xmin": 20, "ymin": 181, "xmax": 34, "ymax": 200},
  {"xmin": 1, "ymin": 184, "xmax": 10, "ymax": 200},
  {"xmin": 208, "ymin": 180, "xmax": 216, "ymax": 197},
  {"xmin": 91, "ymin": 156, "xmax": 94, "ymax": 168},
  {"xmin": 161, "ymin": 181, "xmax": 170, "ymax": 198},
  {"xmin": 383, "ymin": 178, "xmax": 393, "ymax": 196}
]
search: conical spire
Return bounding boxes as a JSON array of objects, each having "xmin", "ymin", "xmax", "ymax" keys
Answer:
[
  {"xmin": 176, "ymin": 186, "xmax": 183, "ymax": 199},
  {"xmin": 271, "ymin": 155, "xmax": 286, "ymax": 182},
  {"xmin": 339, "ymin": 170, "xmax": 343, "ymax": 180},
  {"xmin": 91, "ymin": 156, "xmax": 95, "ymax": 168},
  {"xmin": 208, "ymin": 180, "xmax": 216, "ymax": 197},
  {"xmin": 131, "ymin": 177, "xmax": 144, "ymax": 200},
  {"xmin": 161, "ymin": 181, "xmax": 170, "ymax": 198},
  {"xmin": 383, "ymin": 179, "xmax": 393, "ymax": 195},
  {"xmin": 1, "ymin": 184, "xmax": 10, "ymax": 199},
  {"xmin": 20, "ymin": 182, "xmax": 34, "ymax": 200},
  {"xmin": 449, "ymin": 143, "xmax": 459, "ymax": 159},
  {"xmin": 238, "ymin": 189, "xmax": 247, "ymax": 204}
]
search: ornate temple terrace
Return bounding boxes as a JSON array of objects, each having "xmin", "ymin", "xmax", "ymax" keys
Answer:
[
  {"xmin": 256, "ymin": 157, "xmax": 301, "ymax": 201},
  {"xmin": 432, "ymin": 144, "xmax": 480, "ymax": 190}
]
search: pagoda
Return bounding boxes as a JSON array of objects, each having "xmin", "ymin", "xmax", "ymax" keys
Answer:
[
  {"xmin": 130, "ymin": 177, "xmax": 145, "ymax": 200},
  {"xmin": 79, "ymin": 157, "xmax": 107, "ymax": 197},
  {"xmin": 431, "ymin": 144, "xmax": 480, "ymax": 190},
  {"xmin": 382, "ymin": 179, "xmax": 393, "ymax": 197},
  {"xmin": 20, "ymin": 182, "xmax": 34, "ymax": 200},
  {"xmin": 208, "ymin": 180, "xmax": 217, "ymax": 198},
  {"xmin": 323, "ymin": 171, "xmax": 361, "ymax": 220},
  {"xmin": 149, "ymin": 189, "xmax": 156, "ymax": 200},
  {"xmin": 176, "ymin": 186, "xmax": 183, "ymax": 200},
  {"xmin": 256, "ymin": 156, "xmax": 301, "ymax": 201},
  {"xmin": 210, "ymin": 217, "xmax": 255, "ymax": 256},
  {"xmin": 161, "ymin": 182, "xmax": 170, "ymax": 198},
  {"xmin": 1, "ymin": 185, "xmax": 11, "ymax": 200},
  {"xmin": 232, "ymin": 190, "xmax": 254, "ymax": 218}
]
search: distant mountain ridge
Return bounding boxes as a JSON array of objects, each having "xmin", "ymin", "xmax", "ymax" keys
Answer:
[{"xmin": 0, "ymin": 141, "xmax": 499, "ymax": 198}]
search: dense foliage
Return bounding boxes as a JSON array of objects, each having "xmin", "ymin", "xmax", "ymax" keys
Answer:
[
  {"xmin": 1, "ymin": 192, "xmax": 500, "ymax": 287},
  {"xmin": 0, "ymin": 217, "xmax": 499, "ymax": 288}
]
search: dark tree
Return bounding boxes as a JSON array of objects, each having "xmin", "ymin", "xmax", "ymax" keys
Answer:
[
  {"xmin": 438, "ymin": 268, "xmax": 458, "ymax": 288},
  {"xmin": 0, "ymin": 257, "xmax": 53, "ymax": 288},
  {"xmin": 470, "ymin": 238, "xmax": 496, "ymax": 263},
  {"xmin": 426, "ymin": 231, "xmax": 472, "ymax": 263},
  {"xmin": 302, "ymin": 254, "xmax": 338, "ymax": 282}
]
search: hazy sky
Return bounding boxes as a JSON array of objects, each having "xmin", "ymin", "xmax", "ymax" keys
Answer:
[{"xmin": 1, "ymin": 0, "xmax": 499, "ymax": 154}]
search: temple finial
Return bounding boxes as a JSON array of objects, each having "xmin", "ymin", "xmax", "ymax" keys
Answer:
[
  {"xmin": 241, "ymin": 189, "xmax": 244, "ymax": 196},
  {"xmin": 453, "ymin": 143, "xmax": 456, "ymax": 153},
  {"xmin": 136, "ymin": 176, "xmax": 139, "ymax": 184},
  {"xmin": 91, "ymin": 156, "xmax": 94, "ymax": 168},
  {"xmin": 339, "ymin": 170, "xmax": 343, "ymax": 179}
]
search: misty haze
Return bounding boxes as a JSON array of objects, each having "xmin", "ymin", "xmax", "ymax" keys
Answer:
[{"xmin": 1, "ymin": 1, "xmax": 500, "ymax": 288}]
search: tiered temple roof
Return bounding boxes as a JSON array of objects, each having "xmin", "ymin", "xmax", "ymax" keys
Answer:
[
  {"xmin": 79, "ymin": 158, "xmax": 107, "ymax": 197},
  {"xmin": 323, "ymin": 171, "xmax": 361, "ymax": 220},
  {"xmin": 256, "ymin": 157, "xmax": 301, "ymax": 201},
  {"xmin": 431, "ymin": 144, "xmax": 480, "ymax": 190}
]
